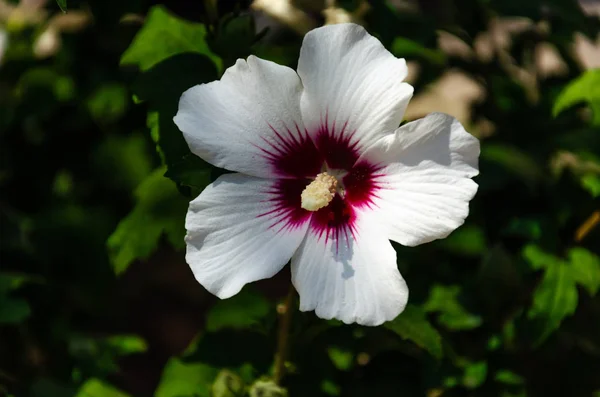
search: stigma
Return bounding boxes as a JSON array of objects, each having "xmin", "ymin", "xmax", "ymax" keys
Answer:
[{"xmin": 301, "ymin": 172, "xmax": 338, "ymax": 211}]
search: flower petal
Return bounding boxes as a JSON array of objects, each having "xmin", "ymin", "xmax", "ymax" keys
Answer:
[
  {"xmin": 297, "ymin": 23, "xmax": 414, "ymax": 150},
  {"xmin": 185, "ymin": 174, "xmax": 309, "ymax": 298},
  {"xmin": 174, "ymin": 55, "xmax": 309, "ymax": 178},
  {"xmin": 291, "ymin": 212, "xmax": 408, "ymax": 326},
  {"xmin": 358, "ymin": 112, "xmax": 480, "ymax": 247}
]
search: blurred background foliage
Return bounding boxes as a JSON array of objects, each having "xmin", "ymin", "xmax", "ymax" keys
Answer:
[{"xmin": 1, "ymin": 0, "xmax": 600, "ymax": 396}]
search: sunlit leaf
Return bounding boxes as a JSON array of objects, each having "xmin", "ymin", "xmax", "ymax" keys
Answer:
[
  {"xmin": 105, "ymin": 335, "xmax": 148, "ymax": 355},
  {"xmin": 121, "ymin": 5, "xmax": 221, "ymax": 72},
  {"xmin": 205, "ymin": 287, "xmax": 270, "ymax": 332},
  {"xmin": 107, "ymin": 168, "xmax": 187, "ymax": 274},
  {"xmin": 568, "ymin": 248, "xmax": 600, "ymax": 296},
  {"xmin": 581, "ymin": 174, "xmax": 600, "ymax": 198},
  {"xmin": 424, "ymin": 285, "xmax": 482, "ymax": 330},
  {"xmin": 522, "ymin": 244, "xmax": 563, "ymax": 270},
  {"xmin": 155, "ymin": 358, "xmax": 217, "ymax": 397},
  {"xmin": 327, "ymin": 347, "xmax": 353, "ymax": 371},
  {"xmin": 527, "ymin": 262, "xmax": 578, "ymax": 345},
  {"xmin": 385, "ymin": 304, "xmax": 443, "ymax": 359},
  {"xmin": 463, "ymin": 361, "xmax": 487, "ymax": 389},
  {"xmin": 553, "ymin": 69, "xmax": 600, "ymax": 125},
  {"xmin": 74, "ymin": 378, "xmax": 130, "ymax": 397}
]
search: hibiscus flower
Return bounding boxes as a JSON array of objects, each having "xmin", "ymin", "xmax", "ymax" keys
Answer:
[{"xmin": 174, "ymin": 23, "xmax": 480, "ymax": 326}]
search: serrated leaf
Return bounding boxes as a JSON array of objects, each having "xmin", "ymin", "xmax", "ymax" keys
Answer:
[
  {"xmin": 107, "ymin": 168, "xmax": 188, "ymax": 275},
  {"xmin": 553, "ymin": 69, "xmax": 600, "ymax": 125},
  {"xmin": 121, "ymin": 5, "xmax": 221, "ymax": 72},
  {"xmin": 205, "ymin": 287, "xmax": 270, "ymax": 332},
  {"xmin": 75, "ymin": 379, "xmax": 130, "ymax": 397},
  {"xmin": 385, "ymin": 304, "xmax": 443, "ymax": 359},
  {"xmin": 424, "ymin": 285, "xmax": 482, "ymax": 330},
  {"xmin": 527, "ymin": 262, "xmax": 578, "ymax": 345},
  {"xmin": 568, "ymin": 248, "xmax": 600, "ymax": 296},
  {"xmin": 155, "ymin": 358, "xmax": 217, "ymax": 397}
]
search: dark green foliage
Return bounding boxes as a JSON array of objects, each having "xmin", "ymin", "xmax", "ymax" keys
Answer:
[{"xmin": 1, "ymin": 0, "xmax": 600, "ymax": 396}]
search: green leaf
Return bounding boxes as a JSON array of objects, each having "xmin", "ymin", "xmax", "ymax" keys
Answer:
[
  {"xmin": 522, "ymin": 244, "xmax": 563, "ymax": 270},
  {"xmin": 0, "ymin": 298, "xmax": 31, "ymax": 324},
  {"xmin": 462, "ymin": 361, "xmax": 487, "ymax": 389},
  {"xmin": 327, "ymin": 347, "xmax": 353, "ymax": 371},
  {"xmin": 581, "ymin": 174, "xmax": 600, "ymax": 198},
  {"xmin": 391, "ymin": 37, "xmax": 446, "ymax": 65},
  {"xmin": 494, "ymin": 369, "xmax": 524, "ymax": 385},
  {"xmin": 438, "ymin": 225, "xmax": 486, "ymax": 256},
  {"xmin": 105, "ymin": 335, "xmax": 148, "ymax": 355},
  {"xmin": 132, "ymin": 53, "xmax": 218, "ymax": 170},
  {"xmin": 155, "ymin": 358, "xmax": 218, "ymax": 397},
  {"xmin": 56, "ymin": 0, "xmax": 67, "ymax": 12},
  {"xmin": 205, "ymin": 287, "xmax": 270, "ymax": 332},
  {"xmin": 107, "ymin": 168, "xmax": 188, "ymax": 275},
  {"xmin": 424, "ymin": 285, "xmax": 482, "ymax": 330},
  {"xmin": 121, "ymin": 5, "xmax": 221, "ymax": 72},
  {"xmin": 568, "ymin": 248, "xmax": 600, "ymax": 296},
  {"xmin": 553, "ymin": 69, "xmax": 600, "ymax": 125},
  {"xmin": 385, "ymin": 304, "xmax": 443, "ymax": 359},
  {"xmin": 75, "ymin": 378, "xmax": 130, "ymax": 397},
  {"xmin": 527, "ymin": 262, "xmax": 578, "ymax": 345},
  {"xmin": 86, "ymin": 83, "xmax": 129, "ymax": 124},
  {"xmin": 164, "ymin": 154, "xmax": 212, "ymax": 190}
]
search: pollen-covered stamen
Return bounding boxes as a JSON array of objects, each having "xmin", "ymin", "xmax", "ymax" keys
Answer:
[{"xmin": 301, "ymin": 172, "xmax": 338, "ymax": 211}]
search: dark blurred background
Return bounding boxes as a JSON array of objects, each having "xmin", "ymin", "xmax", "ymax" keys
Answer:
[{"xmin": 1, "ymin": 0, "xmax": 599, "ymax": 396}]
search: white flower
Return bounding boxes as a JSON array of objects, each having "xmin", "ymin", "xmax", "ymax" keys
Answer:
[{"xmin": 174, "ymin": 23, "xmax": 480, "ymax": 326}]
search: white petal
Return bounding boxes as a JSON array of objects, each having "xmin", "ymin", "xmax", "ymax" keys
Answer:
[
  {"xmin": 359, "ymin": 112, "xmax": 480, "ymax": 247},
  {"xmin": 297, "ymin": 23, "xmax": 414, "ymax": 149},
  {"xmin": 185, "ymin": 174, "xmax": 309, "ymax": 298},
  {"xmin": 174, "ymin": 56, "xmax": 308, "ymax": 178},
  {"xmin": 291, "ymin": 212, "xmax": 408, "ymax": 326}
]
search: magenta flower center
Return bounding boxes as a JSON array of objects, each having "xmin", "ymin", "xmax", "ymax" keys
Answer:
[{"xmin": 259, "ymin": 119, "xmax": 382, "ymax": 242}]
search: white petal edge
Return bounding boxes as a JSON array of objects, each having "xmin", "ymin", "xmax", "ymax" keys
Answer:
[
  {"xmin": 174, "ymin": 55, "xmax": 307, "ymax": 179},
  {"xmin": 185, "ymin": 173, "xmax": 309, "ymax": 298},
  {"xmin": 358, "ymin": 112, "xmax": 480, "ymax": 247},
  {"xmin": 291, "ymin": 212, "xmax": 409, "ymax": 326},
  {"xmin": 297, "ymin": 23, "xmax": 414, "ymax": 150}
]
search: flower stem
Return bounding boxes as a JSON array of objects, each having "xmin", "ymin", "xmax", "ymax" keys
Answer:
[{"xmin": 274, "ymin": 284, "xmax": 296, "ymax": 385}]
